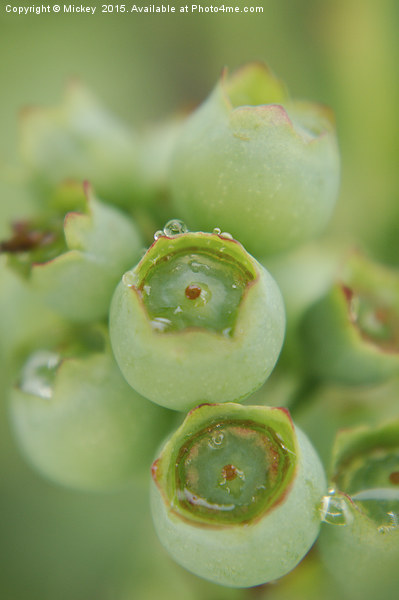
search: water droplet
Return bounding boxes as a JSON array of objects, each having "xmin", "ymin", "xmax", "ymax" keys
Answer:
[
  {"xmin": 19, "ymin": 351, "xmax": 61, "ymax": 399},
  {"xmin": 208, "ymin": 431, "xmax": 225, "ymax": 449},
  {"xmin": 154, "ymin": 230, "xmax": 164, "ymax": 240},
  {"xmin": 351, "ymin": 488, "xmax": 399, "ymax": 530},
  {"xmin": 163, "ymin": 219, "xmax": 188, "ymax": 236},
  {"xmin": 221, "ymin": 232, "xmax": 233, "ymax": 240},
  {"xmin": 212, "ymin": 227, "xmax": 221, "ymax": 235},
  {"xmin": 378, "ymin": 511, "xmax": 399, "ymax": 533},
  {"xmin": 122, "ymin": 271, "xmax": 138, "ymax": 287},
  {"xmin": 174, "ymin": 306, "xmax": 183, "ymax": 314},
  {"xmin": 320, "ymin": 491, "xmax": 354, "ymax": 526},
  {"xmin": 150, "ymin": 317, "xmax": 172, "ymax": 332},
  {"xmin": 143, "ymin": 284, "xmax": 151, "ymax": 295},
  {"xmin": 189, "ymin": 259, "xmax": 210, "ymax": 274}
]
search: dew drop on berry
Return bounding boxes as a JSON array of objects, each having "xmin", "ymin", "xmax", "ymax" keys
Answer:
[
  {"xmin": 320, "ymin": 490, "xmax": 353, "ymax": 526},
  {"xmin": 19, "ymin": 351, "xmax": 61, "ymax": 400},
  {"xmin": 208, "ymin": 431, "xmax": 225, "ymax": 449},
  {"xmin": 153, "ymin": 230, "xmax": 164, "ymax": 241},
  {"xmin": 122, "ymin": 271, "xmax": 139, "ymax": 287},
  {"xmin": 163, "ymin": 219, "xmax": 188, "ymax": 236}
]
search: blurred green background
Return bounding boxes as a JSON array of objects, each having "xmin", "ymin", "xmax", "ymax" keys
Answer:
[{"xmin": 1, "ymin": 1, "xmax": 398, "ymax": 598}]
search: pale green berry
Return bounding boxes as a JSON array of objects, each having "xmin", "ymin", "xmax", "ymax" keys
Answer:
[
  {"xmin": 300, "ymin": 252, "xmax": 399, "ymax": 385},
  {"xmin": 171, "ymin": 62, "xmax": 340, "ymax": 257},
  {"xmin": 110, "ymin": 227, "xmax": 285, "ymax": 411},
  {"xmin": 2, "ymin": 181, "xmax": 143, "ymax": 321},
  {"xmin": 0, "ymin": 255, "xmax": 65, "ymax": 380},
  {"xmin": 150, "ymin": 402, "xmax": 327, "ymax": 587},
  {"xmin": 9, "ymin": 336, "xmax": 174, "ymax": 492},
  {"xmin": 19, "ymin": 81, "xmax": 140, "ymax": 207},
  {"xmin": 319, "ymin": 419, "xmax": 399, "ymax": 600}
]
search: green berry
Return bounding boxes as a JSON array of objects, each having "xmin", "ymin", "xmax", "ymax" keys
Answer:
[
  {"xmin": 319, "ymin": 419, "xmax": 399, "ymax": 600},
  {"xmin": 300, "ymin": 252, "xmax": 399, "ymax": 385},
  {"xmin": 150, "ymin": 402, "xmax": 326, "ymax": 587},
  {"xmin": 171, "ymin": 62, "xmax": 340, "ymax": 257},
  {"xmin": 0, "ymin": 256, "xmax": 65, "ymax": 380},
  {"xmin": 19, "ymin": 82, "xmax": 140, "ymax": 207},
  {"xmin": 2, "ymin": 181, "xmax": 143, "ymax": 321},
  {"xmin": 9, "ymin": 334, "xmax": 174, "ymax": 492},
  {"xmin": 110, "ymin": 227, "xmax": 285, "ymax": 410}
]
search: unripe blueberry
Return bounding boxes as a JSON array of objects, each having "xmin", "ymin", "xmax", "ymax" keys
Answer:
[
  {"xmin": 19, "ymin": 82, "xmax": 140, "ymax": 207},
  {"xmin": 300, "ymin": 252, "xmax": 399, "ymax": 385},
  {"xmin": 9, "ymin": 335, "xmax": 174, "ymax": 492},
  {"xmin": 0, "ymin": 256, "xmax": 65, "ymax": 379},
  {"xmin": 171, "ymin": 62, "xmax": 340, "ymax": 257},
  {"xmin": 2, "ymin": 181, "xmax": 143, "ymax": 321},
  {"xmin": 150, "ymin": 402, "xmax": 327, "ymax": 587},
  {"xmin": 110, "ymin": 226, "xmax": 285, "ymax": 411},
  {"xmin": 319, "ymin": 420, "xmax": 399, "ymax": 600}
]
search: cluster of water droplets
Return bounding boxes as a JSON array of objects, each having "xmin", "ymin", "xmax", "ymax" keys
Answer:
[
  {"xmin": 152, "ymin": 222, "xmax": 235, "ymax": 241},
  {"xmin": 154, "ymin": 219, "xmax": 189, "ymax": 240},
  {"xmin": 19, "ymin": 351, "xmax": 61, "ymax": 400},
  {"xmin": 212, "ymin": 227, "xmax": 234, "ymax": 239}
]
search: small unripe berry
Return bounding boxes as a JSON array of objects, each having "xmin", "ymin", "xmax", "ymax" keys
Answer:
[{"xmin": 110, "ymin": 227, "xmax": 285, "ymax": 410}]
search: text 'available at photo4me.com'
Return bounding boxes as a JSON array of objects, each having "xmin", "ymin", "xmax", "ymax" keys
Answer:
[{"xmin": 3, "ymin": 1, "xmax": 265, "ymax": 15}]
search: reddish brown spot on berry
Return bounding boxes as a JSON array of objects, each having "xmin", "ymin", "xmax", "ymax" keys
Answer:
[
  {"xmin": 222, "ymin": 464, "xmax": 238, "ymax": 481},
  {"xmin": 185, "ymin": 284, "xmax": 201, "ymax": 300},
  {"xmin": 389, "ymin": 471, "xmax": 399, "ymax": 485},
  {"xmin": 341, "ymin": 285, "xmax": 354, "ymax": 304},
  {"xmin": 0, "ymin": 221, "xmax": 55, "ymax": 254}
]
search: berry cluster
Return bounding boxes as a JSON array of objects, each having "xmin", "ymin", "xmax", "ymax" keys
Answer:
[{"xmin": 1, "ymin": 62, "xmax": 398, "ymax": 597}]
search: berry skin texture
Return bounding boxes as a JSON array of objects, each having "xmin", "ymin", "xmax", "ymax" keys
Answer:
[
  {"xmin": 171, "ymin": 62, "xmax": 340, "ymax": 258},
  {"xmin": 109, "ymin": 230, "xmax": 285, "ymax": 411},
  {"xmin": 150, "ymin": 403, "xmax": 327, "ymax": 587}
]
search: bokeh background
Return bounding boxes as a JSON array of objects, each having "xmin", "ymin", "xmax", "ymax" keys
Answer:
[{"xmin": 1, "ymin": 1, "xmax": 398, "ymax": 598}]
